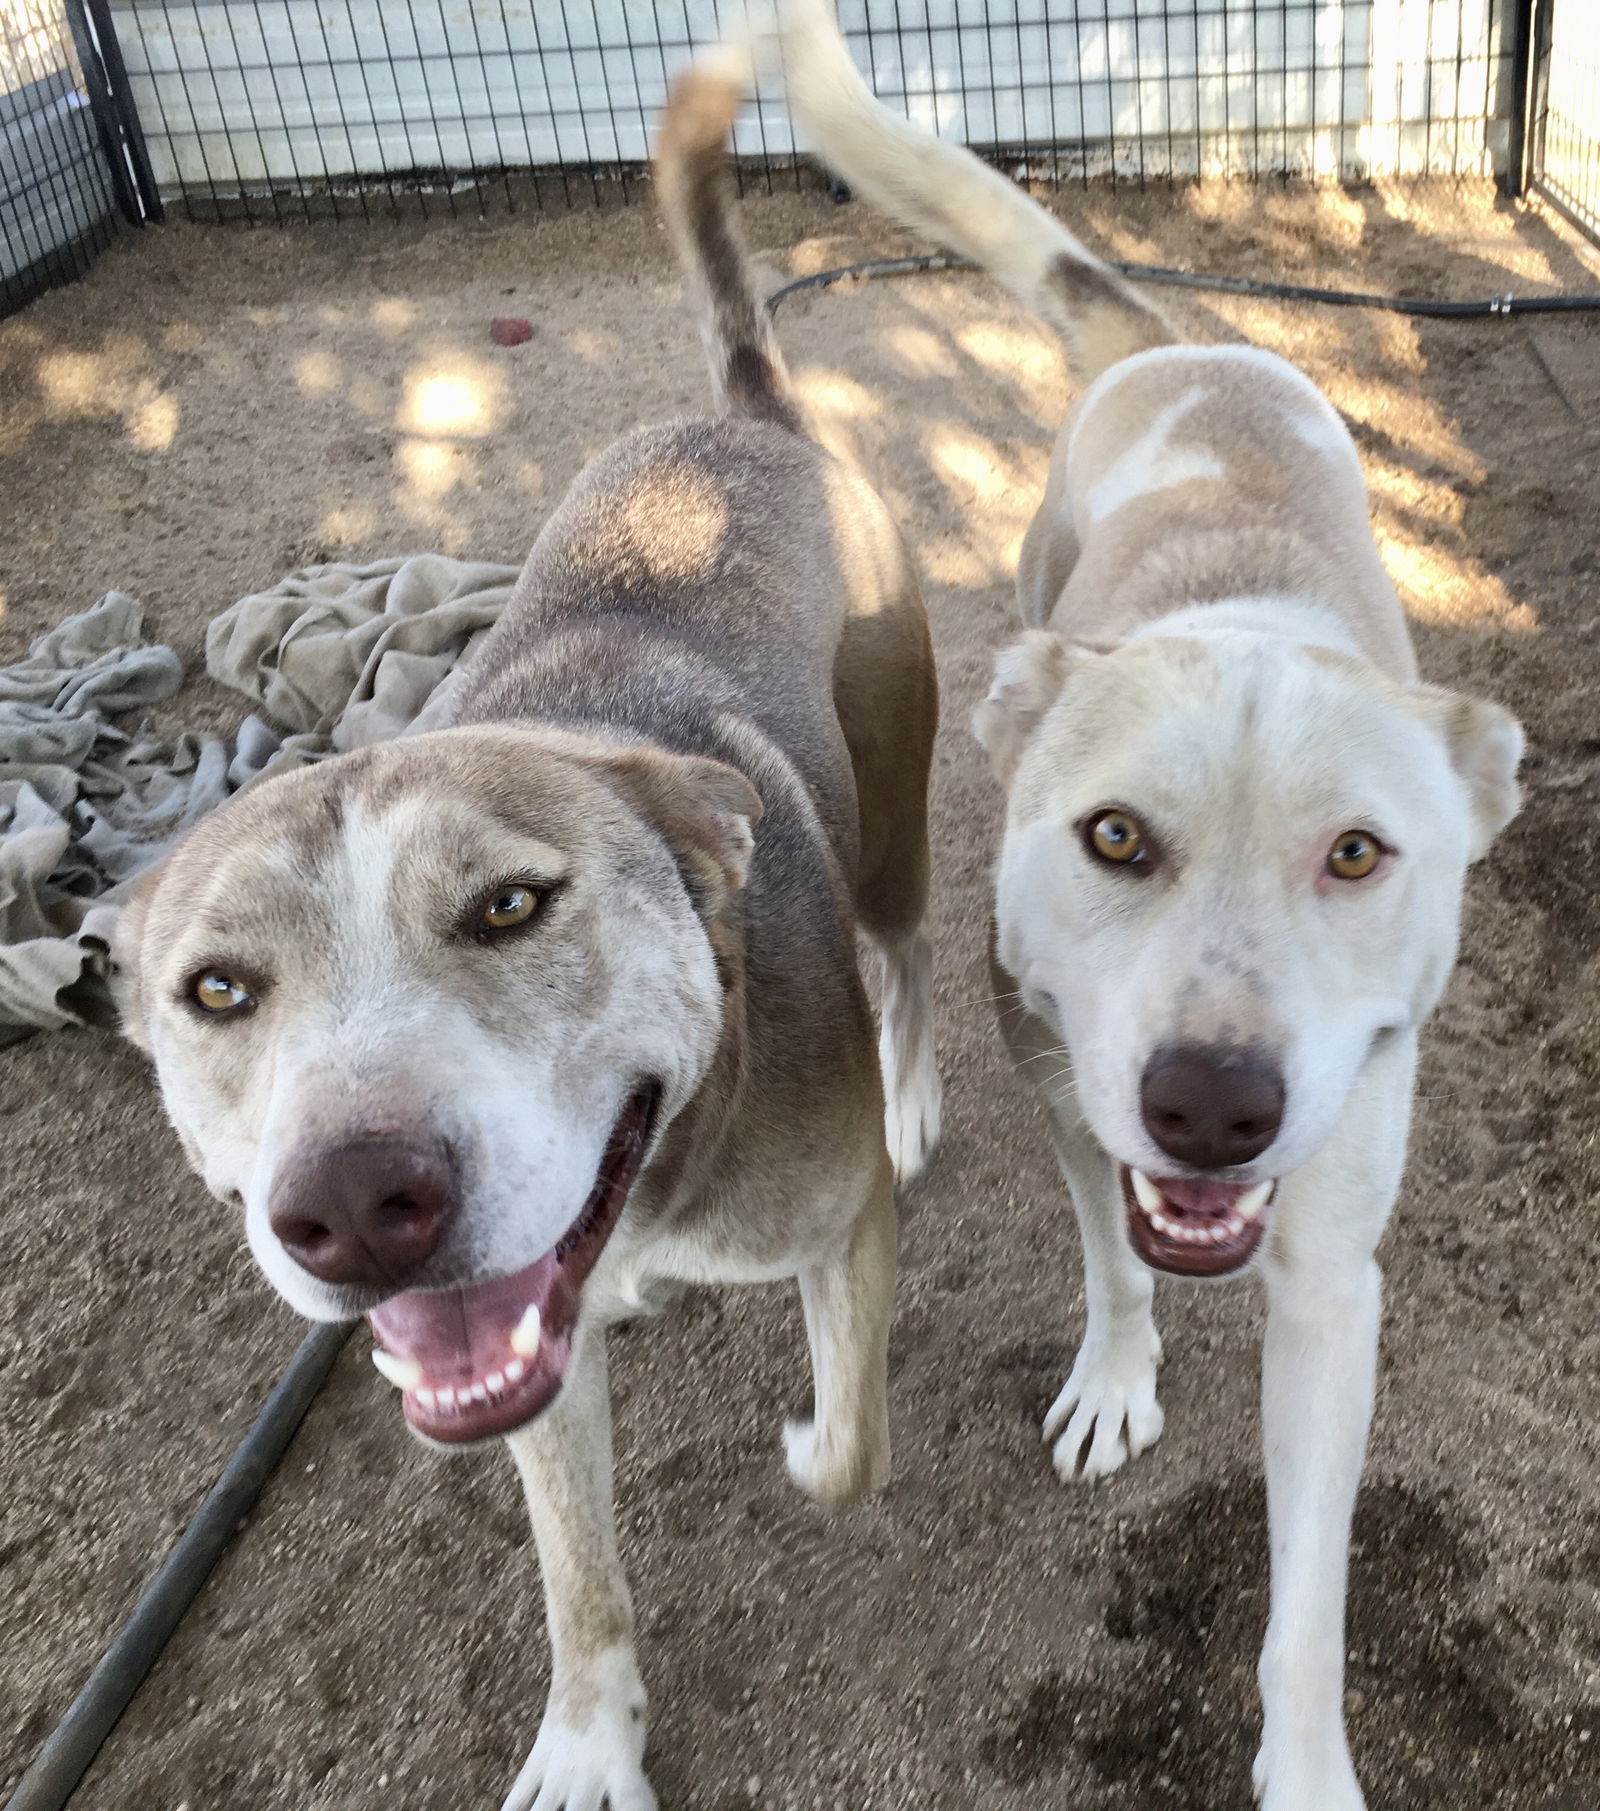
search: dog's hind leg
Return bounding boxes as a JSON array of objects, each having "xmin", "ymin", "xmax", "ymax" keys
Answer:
[
  {"xmin": 502, "ymin": 1330, "xmax": 656, "ymax": 1811},
  {"xmin": 833, "ymin": 516, "xmax": 942, "ymax": 1185},
  {"xmin": 783, "ymin": 1154, "xmax": 896, "ymax": 1504}
]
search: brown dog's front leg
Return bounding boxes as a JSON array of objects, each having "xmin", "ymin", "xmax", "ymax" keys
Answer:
[
  {"xmin": 783, "ymin": 1156, "xmax": 896, "ymax": 1505},
  {"xmin": 502, "ymin": 1330, "xmax": 655, "ymax": 1811}
]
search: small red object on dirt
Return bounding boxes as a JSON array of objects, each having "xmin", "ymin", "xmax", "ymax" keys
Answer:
[{"xmin": 489, "ymin": 316, "xmax": 534, "ymax": 346}]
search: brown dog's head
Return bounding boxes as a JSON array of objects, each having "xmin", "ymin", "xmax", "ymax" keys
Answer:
[{"xmin": 115, "ymin": 725, "xmax": 759, "ymax": 1440}]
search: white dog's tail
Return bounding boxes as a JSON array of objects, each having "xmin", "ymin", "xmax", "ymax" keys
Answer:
[
  {"xmin": 654, "ymin": 44, "xmax": 805, "ymax": 434},
  {"xmin": 776, "ymin": 0, "xmax": 1173, "ymax": 384}
]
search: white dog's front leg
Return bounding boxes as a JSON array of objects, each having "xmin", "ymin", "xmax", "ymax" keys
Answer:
[
  {"xmin": 502, "ymin": 1331, "xmax": 656, "ymax": 1811},
  {"xmin": 1253, "ymin": 1251, "xmax": 1380, "ymax": 1811},
  {"xmin": 1042, "ymin": 1113, "xmax": 1163, "ymax": 1483}
]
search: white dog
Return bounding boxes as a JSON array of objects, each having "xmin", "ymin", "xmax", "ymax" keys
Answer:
[{"xmin": 776, "ymin": 4, "xmax": 1522, "ymax": 1806}]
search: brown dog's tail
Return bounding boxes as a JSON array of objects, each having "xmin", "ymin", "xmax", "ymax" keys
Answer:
[
  {"xmin": 776, "ymin": 0, "xmax": 1173, "ymax": 386},
  {"xmin": 655, "ymin": 46, "xmax": 804, "ymax": 434}
]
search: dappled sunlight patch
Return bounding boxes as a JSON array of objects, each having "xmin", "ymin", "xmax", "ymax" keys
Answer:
[
  {"xmin": 371, "ymin": 299, "xmax": 419, "ymax": 333},
  {"xmin": 1379, "ymin": 531, "xmax": 1538, "ymax": 632},
  {"xmin": 321, "ymin": 505, "xmax": 375, "ymax": 544},
  {"xmin": 129, "ymin": 394, "xmax": 179, "ymax": 452},
  {"xmin": 396, "ymin": 438, "xmax": 465, "ymax": 500},
  {"xmin": 401, "ymin": 360, "xmax": 500, "ymax": 437},
  {"xmin": 919, "ymin": 423, "xmax": 1041, "ymax": 584},
  {"xmin": 564, "ymin": 327, "xmax": 622, "ymax": 364},
  {"xmin": 25, "ymin": 332, "xmax": 181, "ymax": 454},
  {"xmin": 953, "ymin": 321, "xmax": 1065, "ymax": 425},
  {"xmin": 294, "ymin": 350, "xmax": 340, "ymax": 394},
  {"xmin": 886, "ymin": 324, "xmax": 960, "ymax": 380},
  {"xmin": 792, "ymin": 364, "xmax": 883, "ymax": 465},
  {"xmin": 787, "ymin": 236, "xmax": 860, "ymax": 278},
  {"xmin": 792, "ymin": 369, "xmax": 881, "ymax": 421}
]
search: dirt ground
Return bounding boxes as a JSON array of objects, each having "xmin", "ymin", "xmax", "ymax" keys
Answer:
[{"xmin": 2, "ymin": 175, "xmax": 1598, "ymax": 1810}]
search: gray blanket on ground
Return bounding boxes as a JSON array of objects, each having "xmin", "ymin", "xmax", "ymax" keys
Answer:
[{"xmin": 0, "ymin": 555, "xmax": 518, "ymax": 1048}]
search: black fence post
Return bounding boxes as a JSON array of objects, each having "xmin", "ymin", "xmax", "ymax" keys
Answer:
[
  {"xmin": 64, "ymin": 0, "xmax": 164, "ymax": 225},
  {"xmin": 1504, "ymin": 0, "xmax": 1538, "ymax": 197}
]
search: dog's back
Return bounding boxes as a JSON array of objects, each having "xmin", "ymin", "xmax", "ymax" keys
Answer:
[{"xmin": 444, "ymin": 54, "xmax": 916, "ymax": 880}]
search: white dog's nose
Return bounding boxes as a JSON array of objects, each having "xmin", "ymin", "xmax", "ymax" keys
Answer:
[{"xmin": 1140, "ymin": 1045, "xmax": 1284, "ymax": 1170}]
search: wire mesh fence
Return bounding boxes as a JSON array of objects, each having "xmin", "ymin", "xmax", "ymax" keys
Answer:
[
  {"xmin": 108, "ymin": 0, "xmax": 1517, "ymax": 225},
  {"xmin": 5, "ymin": 2, "xmax": 1599, "ymax": 322},
  {"xmin": 2, "ymin": 0, "xmax": 119, "ymax": 311},
  {"xmin": 1532, "ymin": 0, "xmax": 1600, "ymax": 240}
]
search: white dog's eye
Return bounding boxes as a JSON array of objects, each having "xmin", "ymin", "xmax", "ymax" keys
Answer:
[
  {"xmin": 476, "ymin": 883, "xmax": 545, "ymax": 938},
  {"xmin": 1084, "ymin": 809, "xmax": 1149, "ymax": 868},
  {"xmin": 1327, "ymin": 831, "xmax": 1382, "ymax": 881},
  {"xmin": 192, "ymin": 971, "xmax": 254, "ymax": 1015}
]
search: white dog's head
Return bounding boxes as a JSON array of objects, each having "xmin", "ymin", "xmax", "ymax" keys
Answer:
[
  {"xmin": 115, "ymin": 725, "xmax": 759, "ymax": 1442},
  {"xmin": 976, "ymin": 627, "xmax": 1521, "ymax": 1277}
]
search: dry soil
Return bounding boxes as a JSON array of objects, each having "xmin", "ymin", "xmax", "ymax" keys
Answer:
[{"xmin": 1, "ymin": 176, "xmax": 1598, "ymax": 1810}]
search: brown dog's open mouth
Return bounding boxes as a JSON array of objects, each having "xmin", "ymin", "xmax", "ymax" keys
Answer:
[
  {"xmin": 366, "ymin": 1085, "xmax": 659, "ymax": 1443},
  {"xmin": 1122, "ymin": 1165, "xmax": 1275, "ymax": 1278}
]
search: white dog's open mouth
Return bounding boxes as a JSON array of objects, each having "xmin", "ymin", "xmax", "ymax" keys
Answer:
[
  {"xmin": 1122, "ymin": 1165, "xmax": 1275, "ymax": 1278},
  {"xmin": 366, "ymin": 1085, "xmax": 659, "ymax": 1443}
]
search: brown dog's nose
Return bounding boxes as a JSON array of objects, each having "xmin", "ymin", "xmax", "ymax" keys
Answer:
[
  {"xmin": 269, "ymin": 1136, "xmax": 458, "ymax": 1288},
  {"xmin": 1139, "ymin": 1045, "xmax": 1285, "ymax": 1170}
]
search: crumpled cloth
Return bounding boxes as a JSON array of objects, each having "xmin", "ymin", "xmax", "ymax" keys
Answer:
[{"xmin": 0, "ymin": 556, "xmax": 517, "ymax": 1047}]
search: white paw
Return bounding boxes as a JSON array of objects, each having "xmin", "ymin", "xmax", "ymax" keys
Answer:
[
  {"xmin": 1252, "ymin": 1740, "xmax": 1365, "ymax": 1810},
  {"xmin": 783, "ymin": 1414, "xmax": 888, "ymax": 1505},
  {"xmin": 884, "ymin": 1055, "xmax": 942, "ymax": 1185},
  {"xmin": 1042, "ymin": 1325, "xmax": 1164, "ymax": 1482},
  {"xmin": 501, "ymin": 1649, "xmax": 656, "ymax": 1811}
]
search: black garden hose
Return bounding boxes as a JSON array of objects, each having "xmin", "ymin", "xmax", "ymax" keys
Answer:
[
  {"xmin": 765, "ymin": 249, "xmax": 1600, "ymax": 318},
  {"xmin": 5, "ymin": 1320, "xmax": 353, "ymax": 1811}
]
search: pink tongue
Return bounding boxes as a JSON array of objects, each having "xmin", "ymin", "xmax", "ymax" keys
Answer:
[
  {"xmin": 368, "ymin": 1252, "xmax": 564, "ymax": 1383},
  {"xmin": 1159, "ymin": 1178, "xmax": 1251, "ymax": 1221}
]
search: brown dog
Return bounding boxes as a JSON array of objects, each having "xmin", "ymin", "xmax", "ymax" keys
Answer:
[{"xmin": 114, "ymin": 49, "xmax": 938, "ymax": 1809}]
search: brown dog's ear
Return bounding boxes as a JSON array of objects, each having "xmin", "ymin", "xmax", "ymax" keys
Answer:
[
  {"xmin": 972, "ymin": 630, "xmax": 1099, "ymax": 786},
  {"xmin": 1407, "ymin": 686, "xmax": 1524, "ymax": 859},
  {"xmin": 106, "ymin": 862, "xmax": 165, "ymax": 1051},
  {"xmin": 598, "ymin": 747, "xmax": 763, "ymax": 916}
]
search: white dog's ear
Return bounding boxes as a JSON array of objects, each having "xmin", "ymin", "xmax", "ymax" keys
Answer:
[
  {"xmin": 1410, "ymin": 686, "xmax": 1524, "ymax": 859},
  {"xmin": 599, "ymin": 747, "xmax": 764, "ymax": 913},
  {"xmin": 972, "ymin": 630, "xmax": 1097, "ymax": 786}
]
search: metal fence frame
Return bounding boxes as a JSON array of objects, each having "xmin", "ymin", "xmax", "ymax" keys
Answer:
[
  {"xmin": 4, "ymin": 1, "xmax": 1598, "ymax": 321},
  {"xmin": 1513, "ymin": 0, "xmax": 1600, "ymax": 242}
]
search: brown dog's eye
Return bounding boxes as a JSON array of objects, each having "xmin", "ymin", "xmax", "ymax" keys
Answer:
[
  {"xmin": 1085, "ymin": 809, "xmax": 1147, "ymax": 866},
  {"xmin": 1327, "ymin": 831, "xmax": 1382, "ymax": 881},
  {"xmin": 194, "ymin": 972, "xmax": 254, "ymax": 1014},
  {"xmin": 477, "ymin": 884, "xmax": 543, "ymax": 937}
]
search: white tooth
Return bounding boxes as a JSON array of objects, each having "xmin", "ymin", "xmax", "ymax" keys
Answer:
[
  {"xmin": 1209, "ymin": 1225, "xmax": 1228, "ymax": 1242},
  {"xmin": 470, "ymin": 1382, "xmax": 489, "ymax": 1404},
  {"xmin": 1238, "ymin": 1181, "xmax": 1273, "ymax": 1221},
  {"xmin": 435, "ymin": 1385, "xmax": 457, "ymax": 1409},
  {"xmin": 1226, "ymin": 1217, "xmax": 1244, "ymax": 1236},
  {"xmin": 416, "ymin": 1388, "xmax": 436, "ymax": 1411},
  {"xmin": 371, "ymin": 1349, "xmax": 422, "ymax": 1392},
  {"xmin": 510, "ymin": 1303, "xmax": 543, "ymax": 1359},
  {"xmin": 1151, "ymin": 1211, "xmax": 1174, "ymax": 1235},
  {"xmin": 486, "ymin": 1370, "xmax": 506, "ymax": 1396},
  {"xmin": 1130, "ymin": 1169, "xmax": 1164, "ymax": 1213},
  {"xmin": 506, "ymin": 1357, "xmax": 527, "ymax": 1384}
]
